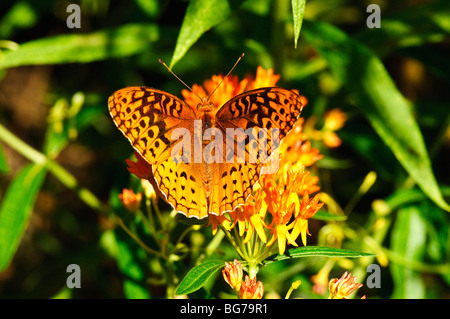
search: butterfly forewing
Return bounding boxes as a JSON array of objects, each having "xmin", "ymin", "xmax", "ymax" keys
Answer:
[
  {"xmin": 108, "ymin": 87, "xmax": 196, "ymax": 164},
  {"xmin": 209, "ymin": 87, "xmax": 305, "ymax": 214},
  {"xmin": 216, "ymin": 87, "xmax": 304, "ymax": 164}
]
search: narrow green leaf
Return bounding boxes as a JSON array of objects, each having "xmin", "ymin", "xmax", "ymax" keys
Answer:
[
  {"xmin": 390, "ymin": 206, "xmax": 426, "ymax": 298},
  {"xmin": 303, "ymin": 20, "xmax": 450, "ymax": 212},
  {"xmin": 291, "ymin": 0, "xmax": 306, "ymax": 48},
  {"xmin": 0, "ymin": 142, "xmax": 10, "ymax": 173},
  {"xmin": 263, "ymin": 246, "xmax": 375, "ymax": 266},
  {"xmin": 312, "ymin": 210, "xmax": 347, "ymax": 221},
  {"xmin": 0, "ymin": 163, "xmax": 47, "ymax": 271},
  {"xmin": 176, "ymin": 260, "xmax": 225, "ymax": 296},
  {"xmin": 170, "ymin": 0, "xmax": 241, "ymax": 68},
  {"xmin": 0, "ymin": 23, "xmax": 159, "ymax": 69}
]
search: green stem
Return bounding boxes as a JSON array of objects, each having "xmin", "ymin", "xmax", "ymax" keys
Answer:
[
  {"xmin": 115, "ymin": 216, "xmax": 163, "ymax": 258},
  {"xmin": 204, "ymin": 230, "xmax": 225, "ymax": 257},
  {"xmin": 144, "ymin": 197, "xmax": 162, "ymax": 248},
  {"xmin": 233, "ymin": 227, "xmax": 250, "ymax": 260},
  {"xmin": 165, "ymin": 259, "xmax": 176, "ymax": 298},
  {"xmin": 152, "ymin": 197, "xmax": 165, "ymax": 231},
  {"xmin": 175, "ymin": 226, "xmax": 193, "ymax": 247},
  {"xmin": 220, "ymin": 226, "xmax": 247, "ymax": 261},
  {"xmin": 271, "ymin": 0, "xmax": 289, "ymax": 72},
  {"xmin": 0, "ymin": 123, "xmax": 106, "ymax": 213}
]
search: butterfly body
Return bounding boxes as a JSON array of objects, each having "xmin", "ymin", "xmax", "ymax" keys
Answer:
[{"xmin": 109, "ymin": 86, "xmax": 305, "ymax": 219}]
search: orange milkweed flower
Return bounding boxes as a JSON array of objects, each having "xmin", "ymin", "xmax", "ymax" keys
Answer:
[
  {"xmin": 239, "ymin": 275, "xmax": 264, "ymax": 299},
  {"xmin": 181, "ymin": 65, "xmax": 284, "ymax": 111},
  {"xmin": 290, "ymin": 191, "xmax": 323, "ymax": 247},
  {"xmin": 324, "ymin": 108, "xmax": 347, "ymax": 132},
  {"xmin": 261, "ymin": 167, "xmax": 323, "ymax": 254},
  {"xmin": 223, "ymin": 259, "xmax": 244, "ymax": 292},
  {"xmin": 119, "ymin": 188, "xmax": 142, "ymax": 213},
  {"xmin": 304, "ymin": 108, "xmax": 347, "ymax": 149},
  {"xmin": 228, "ymin": 191, "xmax": 268, "ymax": 244},
  {"xmin": 141, "ymin": 179, "xmax": 157, "ymax": 201},
  {"xmin": 279, "ymin": 119, "xmax": 323, "ymax": 170},
  {"xmin": 208, "ymin": 213, "xmax": 232, "ymax": 235},
  {"xmin": 245, "ymin": 66, "xmax": 281, "ymax": 90},
  {"xmin": 295, "ymin": 140, "xmax": 323, "ymax": 167},
  {"xmin": 328, "ymin": 271, "xmax": 364, "ymax": 299},
  {"xmin": 311, "ymin": 261, "xmax": 334, "ymax": 295}
]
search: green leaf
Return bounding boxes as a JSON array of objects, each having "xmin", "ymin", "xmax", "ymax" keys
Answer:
[
  {"xmin": 0, "ymin": 142, "xmax": 10, "ymax": 173},
  {"xmin": 312, "ymin": 210, "xmax": 347, "ymax": 221},
  {"xmin": 0, "ymin": 23, "xmax": 159, "ymax": 69},
  {"xmin": 0, "ymin": 1, "xmax": 38, "ymax": 38},
  {"xmin": 0, "ymin": 163, "xmax": 47, "ymax": 271},
  {"xmin": 390, "ymin": 206, "xmax": 426, "ymax": 298},
  {"xmin": 175, "ymin": 260, "xmax": 225, "ymax": 296},
  {"xmin": 170, "ymin": 0, "xmax": 241, "ymax": 68},
  {"xmin": 291, "ymin": 0, "xmax": 306, "ymax": 48},
  {"xmin": 112, "ymin": 228, "xmax": 151, "ymax": 299},
  {"xmin": 263, "ymin": 246, "xmax": 375, "ymax": 266},
  {"xmin": 303, "ymin": 20, "xmax": 450, "ymax": 212}
]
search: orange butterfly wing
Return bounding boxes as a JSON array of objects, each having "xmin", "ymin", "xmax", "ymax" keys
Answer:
[
  {"xmin": 108, "ymin": 87, "xmax": 210, "ymax": 218},
  {"xmin": 108, "ymin": 87, "xmax": 196, "ymax": 164},
  {"xmin": 208, "ymin": 87, "xmax": 305, "ymax": 214},
  {"xmin": 108, "ymin": 86, "xmax": 305, "ymax": 219}
]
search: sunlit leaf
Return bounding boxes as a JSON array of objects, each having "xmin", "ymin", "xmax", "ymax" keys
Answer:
[
  {"xmin": 390, "ymin": 206, "xmax": 426, "ymax": 298},
  {"xmin": 291, "ymin": 0, "xmax": 306, "ymax": 48},
  {"xmin": 0, "ymin": 23, "xmax": 159, "ymax": 69},
  {"xmin": 303, "ymin": 20, "xmax": 450, "ymax": 212},
  {"xmin": 175, "ymin": 260, "xmax": 224, "ymax": 296},
  {"xmin": 0, "ymin": 163, "xmax": 47, "ymax": 271},
  {"xmin": 0, "ymin": 142, "xmax": 9, "ymax": 173},
  {"xmin": 113, "ymin": 228, "xmax": 151, "ymax": 299},
  {"xmin": 263, "ymin": 246, "xmax": 375, "ymax": 266},
  {"xmin": 170, "ymin": 0, "xmax": 241, "ymax": 68},
  {"xmin": 312, "ymin": 210, "xmax": 347, "ymax": 221}
]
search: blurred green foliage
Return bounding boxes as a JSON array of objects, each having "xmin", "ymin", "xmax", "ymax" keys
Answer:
[{"xmin": 0, "ymin": 0, "xmax": 449, "ymax": 299}]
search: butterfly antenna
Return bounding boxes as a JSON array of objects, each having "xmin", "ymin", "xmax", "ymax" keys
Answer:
[
  {"xmin": 159, "ymin": 59, "xmax": 204, "ymax": 102},
  {"xmin": 207, "ymin": 53, "xmax": 245, "ymax": 102}
]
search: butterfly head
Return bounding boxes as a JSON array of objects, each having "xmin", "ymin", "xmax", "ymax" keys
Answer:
[
  {"xmin": 197, "ymin": 100, "xmax": 217, "ymax": 129},
  {"xmin": 197, "ymin": 98, "xmax": 215, "ymax": 111}
]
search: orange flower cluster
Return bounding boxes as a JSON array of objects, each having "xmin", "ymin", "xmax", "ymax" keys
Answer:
[
  {"xmin": 209, "ymin": 165, "xmax": 323, "ymax": 256},
  {"xmin": 182, "ymin": 66, "xmax": 280, "ymax": 110},
  {"xmin": 305, "ymin": 108, "xmax": 347, "ymax": 148}
]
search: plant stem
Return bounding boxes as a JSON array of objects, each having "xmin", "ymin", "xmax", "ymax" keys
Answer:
[
  {"xmin": 220, "ymin": 226, "xmax": 247, "ymax": 261},
  {"xmin": 271, "ymin": 0, "xmax": 289, "ymax": 72},
  {"xmin": 115, "ymin": 216, "xmax": 163, "ymax": 257},
  {"xmin": 0, "ymin": 123, "xmax": 106, "ymax": 213}
]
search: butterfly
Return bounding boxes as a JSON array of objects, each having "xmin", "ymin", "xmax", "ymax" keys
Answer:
[{"xmin": 108, "ymin": 62, "xmax": 305, "ymax": 219}]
